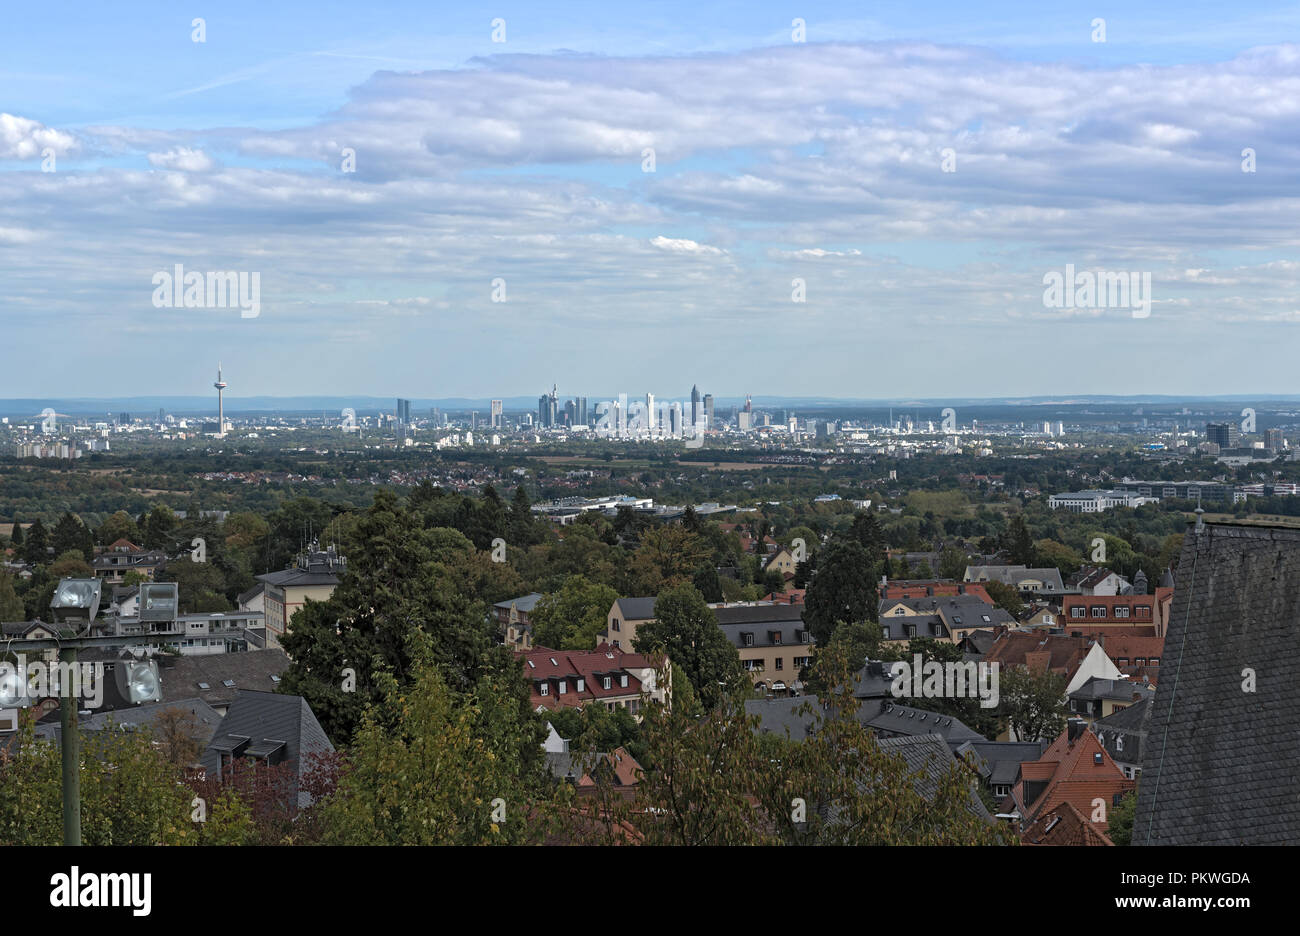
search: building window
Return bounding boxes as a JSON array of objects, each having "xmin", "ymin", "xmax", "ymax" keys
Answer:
[
  {"xmin": 905, "ymin": 624, "xmax": 917, "ymax": 638},
  {"xmin": 539, "ymin": 682, "xmax": 549, "ymax": 696},
  {"xmin": 576, "ymin": 678, "xmax": 585, "ymax": 692},
  {"xmin": 1135, "ymin": 606, "xmax": 1150, "ymax": 618},
  {"xmin": 775, "ymin": 658, "xmax": 784, "ymax": 671},
  {"xmin": 602, "ymin": 676, "xmax": 611, "ymax": 690},
  {"xmin": 1114, "ymin": 606, "xmax": 1129, "ymax": 618},
  {"xmin": 619, "ymin": 674, "xmax": 628, "ymax": 688},
  {"xmin": 741, "ymin": 632, "xmax": 754, "ymax": 647},
  {"xmin": 558, "ymin": 680, "xmax": 567, "ymax": 694},
  {"xmin": 1091, "ymin": 606, "xmax": 1106, "ymax": 618},
  {"xmin": 1070, "ymin": 607, "xmax": 1085, "ymax": 618},
  {"xmin": 612, "ymin": 620, "xmax": 620, "ymax": 632}
]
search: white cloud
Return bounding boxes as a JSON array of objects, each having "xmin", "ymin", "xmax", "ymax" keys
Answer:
[
  {"xmin": 147, "ymin": 147, "xmax": 217, "ymax": 171},
  {"xmin": 0, "ymin": 113, "xmax": 77, "ymax": 160}
]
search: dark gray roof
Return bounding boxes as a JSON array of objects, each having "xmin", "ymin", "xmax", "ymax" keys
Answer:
[
  {"xmin": 1134, "ymin": 522, "xmax": 1300, "ymax": 845},
  {"xmin": 1068, "ymin": 677, "xmax": 1154, "ymax": 703},
  {"xmin": 256, "ymin": 567, "xmax": 342, "ymax": 588},
  {"xmin": 718, "ymin": 617, "xmax": 809, "ymax": 650},
  {"xmin": 35, "ymin": 697, "xmax": 223, "ymax": 750},
  {"xmin": 851, "ymin": 660, "xmax": 899, "ymax": 700},
  {"xmin": 200, "ymin": 689, "xmax": 334, "ymax": 807},
  {"xmin": 612, "ymin": 597, "xmax": 657, "ymax": 620},
  {"xmin": 879, "ymin": 613, "xmax": 949, "ymax": 641},
  {"xmin": 745, "ymin": 695, "xmax": 821, "ymax": 741},
  {"xmin": 155, "ymin": 649, "xmax": 290, "ymax": 711},
  {"xmin": 952, "ymin": 739, "xmax": 1046, "ymax": 785},
  {"xmin": 863, "ymin": 699, "xmax": 984, "ymax": 742},
  {"xmin": 713, "ymin": 604, "xmax": 805, "ymax": 626},
  {"xmin": 494, "ymin": 592, "xmax": 543, "ymax": 613},
  {"xmin": 1093, "ymin": 696, "xmax": 1152, "ymax": 767},
  {"xmin": 875, "ymin": 734, "xmax": 992, "ymax": 820}
]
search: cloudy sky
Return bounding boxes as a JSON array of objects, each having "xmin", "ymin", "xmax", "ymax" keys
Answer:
[{"xmin": 3, "ymin": 1, "xmax": 1300, "ymax": 401}]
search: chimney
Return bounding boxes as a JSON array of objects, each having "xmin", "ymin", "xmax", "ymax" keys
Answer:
[{"xmin": 1067, "ymin": 718, "xmax": 1086, "ymax": 744}]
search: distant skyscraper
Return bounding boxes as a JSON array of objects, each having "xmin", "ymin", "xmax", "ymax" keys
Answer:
[
  {"xmin": 490, "ymin": 399, "xmax": 503, "ymax": 428},
  {"xmin": 537, "ymin": 386, "xmax": 559, "ymax": 427},
  {"xmin": 471, "ymin": 411, "xmax": 478, "ymax": 430},
  {"xmin": 213, "ymin": 363, "xmax": 228, "ymax": 439},
  {"xmin": 397, "ymin": 398, "xmax": 411, "ymax": 424},
  {"xmin": 690, "ymin": 384, "xmax": 701, "ymax": 428},
  {"xmin": 1207, "ymin": 422, "xmax": 1239, "ymax": 448},
  {"xmin": 577, "ymin": 397, "xmax": 588, "ymax": 425},
  {"xmin": 703, "ymin": 393, "xmax": 714, "ymax": 427},
  {"xmin": 744, "ymin": 394, "xmax": 752, "ymax": 413},
  {"xmin": 646, "ymin": 393, "xmax": 656, "ymax": 432}
]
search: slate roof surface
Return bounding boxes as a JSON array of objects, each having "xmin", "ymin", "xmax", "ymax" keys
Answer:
[
  {"xmin": 1134, "ymin": 522, "xmax": 1300, "ymax": 845},
  {"xmin": 745, "ymin": 695, "xmax": 821, "ymax": 741},
  {"xmin": 35, "ymin": 697, "xmax": 223, "ymax": 750},
  {"xmin": 200, "ymin": 689, "xmax": 334, "ymax": 807},
  {"xmin": 612, "ymin": 597, "xmax": 657, "ymax": 620}
]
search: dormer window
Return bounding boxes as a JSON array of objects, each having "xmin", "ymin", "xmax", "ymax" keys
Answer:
[
  {"xmin": 619, "ymin": 674, "xmax": 628, "ymax": 688},
  {"xmin": 770, "ymin": 631, "xmax": 782, "ymax": 645},
  {"xmin": 539, "ymin": 682, "xmax": 549, "ymax": 696},
  {"xmin": 576, "ymin": 678, "xmax": 585, "ymax": 692},
  {"xmin": 602, "ymin": 676, "xmax": 612, "ymax": 690},
  {"xmin": 1094, "ymin": 753, "xmax": 1103, "ymax": 765},
  {"xmin": 557, "ymin": 679, "xmax": 567, "ymax": 694},
  {"xmin": 741, "ymin": 632, "xmax": 754, "ymax": 647}
]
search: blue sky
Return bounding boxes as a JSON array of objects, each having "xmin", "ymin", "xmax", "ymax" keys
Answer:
[{"xmin": 3, "ymin": 2, "xmax": 1300, "ymax": 399}]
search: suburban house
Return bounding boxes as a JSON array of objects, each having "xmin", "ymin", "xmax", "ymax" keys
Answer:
[
  {"xmin": 1068, "ymin": 566, "xmax": 1130, "ymax": 596},
  {"xmin": 714, "ymin": 603, "xmax": 813, "ymax": 695},
  {"xmin": 518, "ymin": 644, "xmax": 669, "ymax": 718},
  {"xmin": 760, "ymin": 546, "xmax": 798, "ymax": 580},
  {"xmin": 1092, "ymin": 696, "xmax": 1151, "ymax": 780},
  {"xmin": 91, "ymin": 540, "xmax": 168, "ymax": 584},
  {"xmin": 878, "ymin": 593, "xmax": 1013, "ymax": 644},
  {"xmin": 1021, "ymin": 802, "xmax": 1115, "ymax": 845},
  {"xmin": 1134, "ymin": 521, "xmax": 1300, "ymax": 845},
  {"xmin": 964, "ymin": 565, "xmax": 1066, "ymax": 597},
  {"xmin": 494, "ymin": 592, "xmax": 544, "ymax": 649},
  {"xmin": 603, "ymin": 596, "xmax": 657, "ymax": 651},
  {"xmin": 1067, "ymin": 676, "xmax": 1154, "ymax": 726},
  {"xmin": 1060, "ymin": 591, "xmax": 1174, "ymax": 637},
  {"xmin": 1002, "ymin": 718, "xmax": 1135, "ymax": 838},
  {"xmin": 255, "ymin": 546, "xmax": 346, "ymax": 642}
]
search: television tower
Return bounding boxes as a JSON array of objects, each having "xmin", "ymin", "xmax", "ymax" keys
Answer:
[{"xmin": 213, "ymin": 363, "xmax": 228, "ymax": 438}]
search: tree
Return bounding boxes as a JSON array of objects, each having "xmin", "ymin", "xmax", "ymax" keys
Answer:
[
  {"xmin": 529, "ymin": 576, "xmax": 619, "ymax": 650},
  {"xmin": 96, "ymin": 510, "xmax": 140, "ymax": 546},
  {"xmin": 938, "ymin": 546, "xmax": 968, "ymax": 580},
  {"xmin": 9, "ymin": 521, "xmax": 22, "ymax": 547},
  {"xmin": 141, "ymin": 505, "xmax": 179, "ymax": 551},
  {"xmin": 153, "ymin": 706, "xmax": 207, "ymax": 768},
  {"xmin": 0, "ymin": 715, "xmax": 191, "ymax": 845},
  {"xmin": 155, "ymin": 555, "xmax": 231, "ymax": 613},
  {"xmin": 997, "ymin": 665, "xmax": 1068, "ymax": 742},
  {"xmin": 0, "ymin": 570, "xmax": 23, "ymax": 621},
  {"xmin": 983, "ymin": 580, "xmax": 1024, "ymax": 618},
  {"xmin": 757, "ymin": 643, "xmax": 1013, "ymax": 845},
  {"xmin": 23, "ymin": 518, "xmax": 48, "ymax": 565},
  {"xmin": 1007, "ymin": 515, "xmax": 1034, "ymax": 566},
  {"xmin": 692, "ymin": 565, "xmax": 724, "ymax": 602},
  {"xmin": 48, "ymin": 551, "xmax": 93, "ymax": 579},
  {"xmin": 802, "ymin": 538, "xmax": 877, "ymax": 645},
  {"xmin": 1108, "ymin": 784, "xmax": 1138, "ymax": 845},
  {"xmin": 279, "ymin": 490, "xmax": 516, "ymax": 744},
  {"xmin": 628, "ymin": 526, "xmax": 710, "ymax": 594},
  {"xmin": 633, "ymin": 584, "xmax": 743, "ymax": 711},
  {"xmin": 848, "ymin": 512, "xmax": 888, "ymax": 567},
  {"xmin": 508, "ymin": 485, "xmax": 537, "ymax": 547},
  {"xmin": 316, "ymin": 644, "xmax": 551, "ymax": 845},
  {"xmin": 1034, "ymin": 538, "xmax": 1083, "ymax": 576}
]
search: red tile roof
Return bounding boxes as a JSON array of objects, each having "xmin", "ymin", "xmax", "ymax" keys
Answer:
[
  {"xmin": 880, "ymin": 581, "xmax": 994, "ymax": 604},
  {"xmin": 517, "ymin": 644, "xmax": 655, "ymax": 711},
  {"xmin": 1013, "ymin": 725, "xmax": 1134, "ymax": 830},
  {"xmin": 1022, "ymin": 801, "xmax": 1115, "ymax": 846}
]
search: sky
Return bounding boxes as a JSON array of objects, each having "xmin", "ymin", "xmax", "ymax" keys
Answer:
[{"xmin": 3, "ymin": 1, "xmax": 1300, "ymax": 401}]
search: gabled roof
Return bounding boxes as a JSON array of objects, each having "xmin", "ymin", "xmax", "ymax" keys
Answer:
[
  {"xmin": 612, "ymin": 597, "xmax": 657, "ymax": 620},
  {"xmin": 1022, "ymin": 802, "xmax": 1115, "ymax": 845},
  {"xmin": 494, "ymin": 592, "xmax": 543, "ymax": 613},
  {"xmin": 200, "ymin": 689, "xmax": 334, "ymax": 807},
  {"xmin": 1134, "ymin": 522, "xmax": 1300, "ymax": 845},
  {"xmin": 35, "ymin": 697, "xmax": 223, "ymax": 750},
  {"xmin": 1013, "ymin": 723, "xmax": 1134, "ymax": 826}
]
